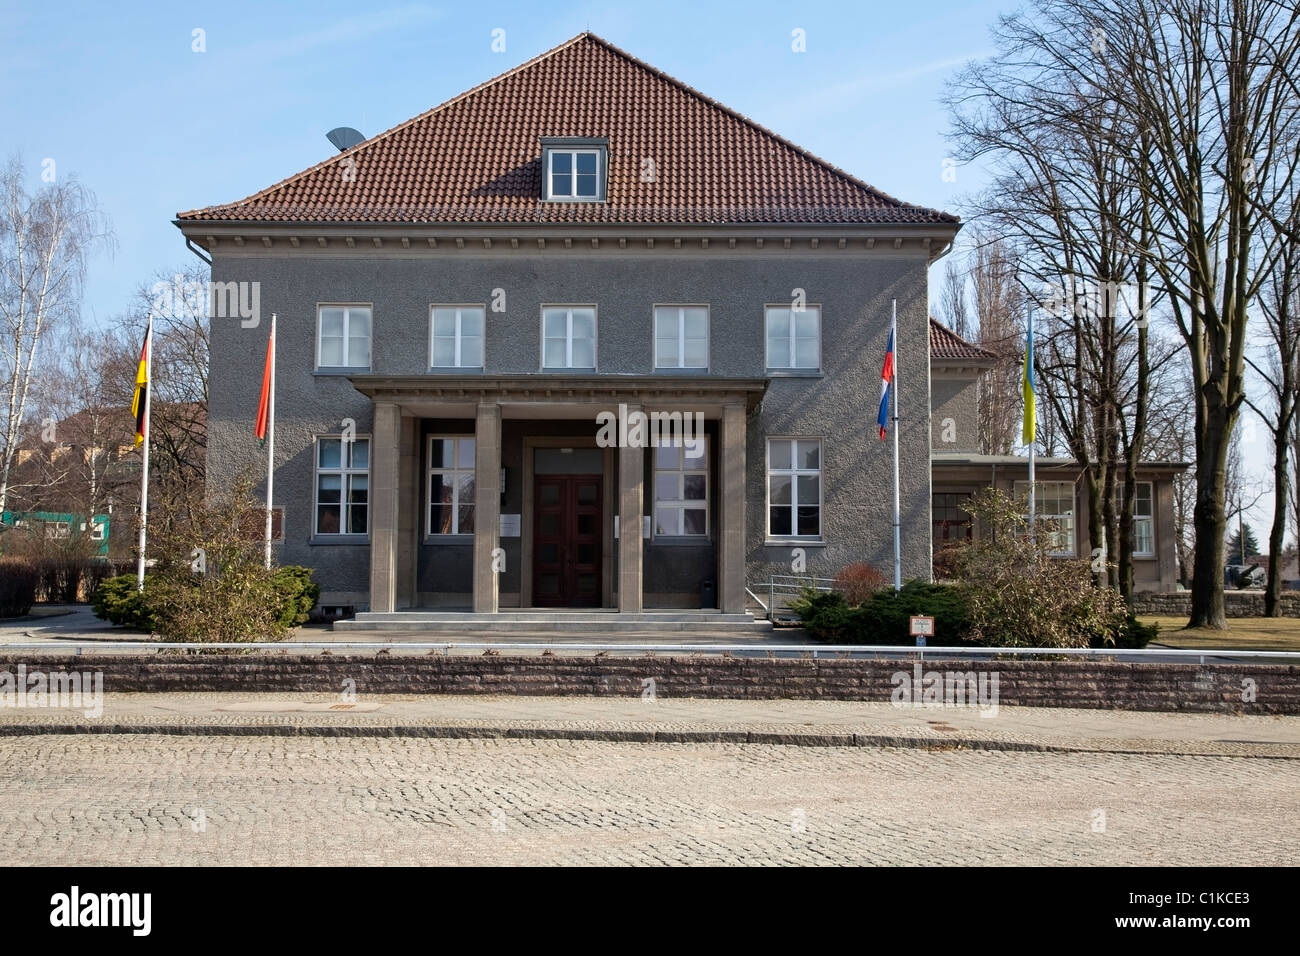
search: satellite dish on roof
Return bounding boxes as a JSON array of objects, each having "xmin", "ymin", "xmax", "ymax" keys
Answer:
[{"xmin": 326, "ymin": 127, "xmax": 366, "ymax": 152}]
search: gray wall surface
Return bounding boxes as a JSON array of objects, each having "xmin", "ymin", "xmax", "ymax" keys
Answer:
[{"xmin": 205, "ymin": 247, "xmax": 935, "ymax": 604}]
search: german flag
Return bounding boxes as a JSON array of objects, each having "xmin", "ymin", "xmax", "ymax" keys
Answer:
[{"xmin": 131, "ymin": 328, "xmax": 149, "ymax": 446}]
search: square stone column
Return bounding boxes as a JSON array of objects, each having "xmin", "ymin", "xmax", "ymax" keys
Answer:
[
  {"xmin": 368, "ymin": 401, "xmax": 401, "ymax": 613},
  {"xmin": 396, "ymin": 413, "xmax": 419, "ymax": 609},
  {"xmin": 473, "ymin": 402, "xmax": 502, "ymax": 613},
  {"xmin": 719, "ymin": 403, "xmax": 747, "ymax": 613},
  {"xmin": 618, "ymin": 405, "xmax": 644, "ymax": 613}
]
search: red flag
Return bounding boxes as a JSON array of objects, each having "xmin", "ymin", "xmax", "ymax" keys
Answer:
[{"xmin": 255, "ymin": 325, "xmax": 274, "ymax": 445}]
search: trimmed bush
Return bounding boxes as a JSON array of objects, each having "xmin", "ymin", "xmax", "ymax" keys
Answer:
[
  {"xmin": 788, "ymin": 589, "xmax": 852, "ymax": 641},
  {"xmin": 845, "ymin": 581, "xmax": 972, "ymax": 646},
  {"xmin": 90, "ymin": 575, "xmax": 156, "ymax": 629},
  {"xmin": 0, "ymin": 556, "xmax": 40, "ymax": 617},
  {"xmin": 270, "ymin": 565, "xmax": 320, "ymax": 629}
]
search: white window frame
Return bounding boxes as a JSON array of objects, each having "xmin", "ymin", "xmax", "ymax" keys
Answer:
[
  {"xmin": 1016, "ymin": 480, "xmax": 1076, "ymax": 556},
  {"xmin": 545, "ymin": 148, "xmax": 603, "ymax": 201},
  {"xmin": 766, "ymin": 437, "xmax": 823, "ymax": 540},
  {"xmin": 314, "ymin": 435, "xmax": 371, "ymax": 536},
  {"xmin": 654, "ymin": 305, "xmax": 710, "ymax": 370},
  {"xmin": 427, "ymin": 435, "xmax": 477, "ymax": 537},
  {"xmin": 429, "ymin": 304, "xmax": 486, "ymax": 369},
  {"xmin": 316, "ymin": 304, "xmax": 373, "ymax": 369},
  {"xmin": 541, "ymin": 305, "xmax": 598, "ymax": 370},
  {"xmin": 1117, "ymin": 481, "xmax": 1156, "ymax": 558},
  {"xmin": 653, "ymin": 437, "xmax": 710, "ymax": 538},
  {"xmin": 765, "ymin": 304, "xmax": 822, "ymax": 370}
]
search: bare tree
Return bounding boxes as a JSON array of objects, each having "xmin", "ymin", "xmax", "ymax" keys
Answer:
[
  {"xmin": 940, "ymin": 258, "xmax": 971, "ymax": 341},
  {"xmin": 0, "ymin": 155, "xmax": 112, "ymax": 515},
  {"xmin": 946, "ymin": 10, "xmax": 1169, "ymax": 599},
  {"xmin": 969, "ymin": 236, "xmax": 1024, "ymax": 455},
  {"xmin": 1244, "ymin": 217, "xmax": 1300, "ymax": 612}
]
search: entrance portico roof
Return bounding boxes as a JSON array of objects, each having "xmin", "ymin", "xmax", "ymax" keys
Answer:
[{"xmin": 348, "ymin": 374, "xmax": 769, "ymax": 418}]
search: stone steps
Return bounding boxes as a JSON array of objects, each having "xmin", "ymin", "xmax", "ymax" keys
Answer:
[{"xmin": 333, "ymin": 610, "xmax": 773, "ymax": 634}]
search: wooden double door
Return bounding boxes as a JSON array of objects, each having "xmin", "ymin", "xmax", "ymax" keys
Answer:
[{"xmin": 533, "ymin": 474, "xmax": 602, "ymax": 607}]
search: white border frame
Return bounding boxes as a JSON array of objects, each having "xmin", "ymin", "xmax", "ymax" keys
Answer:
[
  {"xmin": 313, "ymin": 433, "xmax": 372, "ymax": 537},
  {"xmin": 429, "ymin": 303, "xmax": 487, "ymax": 370},
  {"xmin": 539, "ymin": 304, "xmax": 599, "ymax": 371},
  {"xmin": 764, "ymin": 436, "xmax": 824, "ymax": 541},
  {"xmin": 316, "ymin": 303, "xmax": 374, "ymax": 370},
  {"xmin": 652, "ymin": 304, "xmax": 711, "ymax": 371}
]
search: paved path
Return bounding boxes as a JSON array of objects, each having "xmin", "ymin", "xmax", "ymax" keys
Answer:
[
  {"xmin": 1, "ymin": 693, "xmax": 1298, "ymax": 757},
  {"xmin": 0, "ymin": 733, "xmax": 1295, "ymax": 865}
]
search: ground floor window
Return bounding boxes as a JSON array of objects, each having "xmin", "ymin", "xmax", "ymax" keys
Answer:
[
  {"xmin": 654, "ymin": 438, "xmax": 708, "ymax": 536},
  {"xmin": 1015, "ymin": 480, "xmax": 1075, "ymax": 555},
  {"xmin": 429, "ymin": 436, "xmax": 476, "ymax": 535},
  {"xmin": 767, "ymin": 438, "xmax": 821, "ymax": 538},
  {"xmin": 316, "ymin": 437, "xmax": 370, "ymax": 535},
  {"xmin": 932, "ymin": 492, "xmax": 972, "ymax": 546},
  {"xmin": 1116, "ymin": 481, "xmax": 1155, "ymax": 556}
]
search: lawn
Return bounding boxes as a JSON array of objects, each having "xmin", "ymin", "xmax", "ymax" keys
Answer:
[{"xmin": 1139, "ymin": 615, "xmax": 1300, "ymax": 652}]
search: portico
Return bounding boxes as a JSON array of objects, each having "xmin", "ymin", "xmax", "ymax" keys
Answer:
[{"xmin": 350, "ymin": 376, "xmax": 767, "ymax": 616}]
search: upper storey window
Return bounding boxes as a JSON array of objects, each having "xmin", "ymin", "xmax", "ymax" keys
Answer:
[{"xmin": 542, "ymin": 138, "xmax": 608, "ymax": 202}]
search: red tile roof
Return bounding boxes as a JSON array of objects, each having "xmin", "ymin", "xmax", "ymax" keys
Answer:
[
  {"xmin": 178, "ymin": 33, "xmax": 958, "ymax": 227},
  {"xmin": 929, "ymin": 318, "xmax": 996, "ymax": 362}
]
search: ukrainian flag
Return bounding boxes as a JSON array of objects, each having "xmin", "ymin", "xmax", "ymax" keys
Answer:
[{"xmin": 1022, "ymin": 310, "xmax": 1036, "ymax": 446}]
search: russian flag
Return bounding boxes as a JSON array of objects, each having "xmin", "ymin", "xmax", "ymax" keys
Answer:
[{"xmin": 877, "ymin": 321, "xmax": 895, "ymax": 440}]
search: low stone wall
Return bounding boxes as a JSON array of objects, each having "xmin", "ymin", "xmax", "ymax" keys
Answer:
[
  {"xmin": 1, "ymin": 654, "xmax": 1295, "ymax": 714},
  {"xmin": 1131, "ymin": 590, "xmax": 1300, "ymax": 618}
]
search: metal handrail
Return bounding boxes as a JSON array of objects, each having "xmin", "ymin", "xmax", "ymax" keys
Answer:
[{"xmin": 748, "ymin": 575, "xmax": 835, "ymax": 620}]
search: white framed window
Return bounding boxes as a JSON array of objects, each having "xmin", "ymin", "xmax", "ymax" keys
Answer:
[
  {"xmin": 546, "ymin": 149, "xmax": 602, "ymax": 200},
  {"xmin": 1016, "ymin": 480, "xmax": 1076, "ymax": 556},
  {"xmin": 654, "ymin": 306, "xmax": 709, "ymax": 369},
  {"xmin": 430, "ymin": 305, "xmax": 485, "ymax": 369},
  {"xmin": 317, "ymin": 305, "xmax": 372, "ymax": 369},
  {"xmin": 654, "ymin": 439, "xmax": 709, "ymax": 536},
  {"xmin": 428, "ymin": 436, "xmax": 476, "ymax": 535},
  {"xmin": 316, "ymin": 436, "xmax": 370, "ymax": 535},
  {"xmin": 765, "ymin": 305, "xmax": 821, "ymax": 370},
  {"xmin": 542, "ymin": 306, "xmax": 597, "ymax": 369},
  {"xmin": 1116, "ymin": 481, "xmax": 1155, "ymax": 557},
  {"xmin": 767, "ymin": 438, "xmax": 822, "ymax": 538}
]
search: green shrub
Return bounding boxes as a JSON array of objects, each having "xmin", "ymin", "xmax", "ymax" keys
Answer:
[
  {"xmin": 0, "ymin": 556, "xmax": 39, "ymax": 617},
  {"xmin": 270, "ymin": 565, "xmax": 320, "ymax": 628},
  {"xmin": 789, "ymin": 588, "xmax": 852, "ymax": 641},
  {"xmin": 950, "ymin": 489, "xmax": 1129, "ymax": 648},
  {"xmin": 845, "ymin": 581, "xmax": 972, "ymax": 645},
  {"xmin": 1091, "ymin": 614, "xmax": 1159, "ymax": 649},
  {"xmin": 90, "ymin": 575, "xmax": 157, "ymax": 629}
]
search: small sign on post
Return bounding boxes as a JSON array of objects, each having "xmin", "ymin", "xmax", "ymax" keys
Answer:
[{"xmin": 910, "ymin": 615, "xmax": 934, "ymax": 647}]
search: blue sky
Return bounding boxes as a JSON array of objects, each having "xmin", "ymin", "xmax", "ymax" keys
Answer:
[
  {"xmin": 2, "ymin": 0, "xmax": 1279, "ymax": 538},
  {"xmin": 2, "ymin": 0, "xmax": 1003, "ymax": 323}
]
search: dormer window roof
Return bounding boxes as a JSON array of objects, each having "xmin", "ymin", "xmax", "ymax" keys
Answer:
[{"xmin": 541, "ymin": 137, "xmax": 607, "ymax": 202}]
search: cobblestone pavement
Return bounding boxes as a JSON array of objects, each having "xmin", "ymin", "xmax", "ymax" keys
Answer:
[{"xmin": 1, "ymin": 735, "xmax": 1295, "ymax": 865}]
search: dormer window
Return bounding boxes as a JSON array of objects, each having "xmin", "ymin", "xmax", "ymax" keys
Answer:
[{"xmin": 541, "ymin": 137, "xmax": 607, "ymax": 202}]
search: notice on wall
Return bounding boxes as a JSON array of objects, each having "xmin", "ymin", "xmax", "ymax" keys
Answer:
[{"xmin": 500, "ymin": 514, "xmax": 521, "ymax": 538}]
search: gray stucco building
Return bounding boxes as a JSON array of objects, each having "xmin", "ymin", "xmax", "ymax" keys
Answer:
[{"xmin": 176, "ymin": 32, "xmax": 963, "ymax": 617}]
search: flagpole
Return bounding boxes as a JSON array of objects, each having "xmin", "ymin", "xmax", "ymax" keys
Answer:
[
  {"xmin": 1027, "ymin": 301, "xmax": 1036, "ymax": 545},
  {"xmin": 891, "ymin": 298, "xmax": 901, "ymax": 593},
  {"xmin": 135, "ymin": 314, "xmax": 152, "ymax": 592},
  {"xmin": 264, "ymin": 313, "xmax": 276, "ymax": 570}
]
